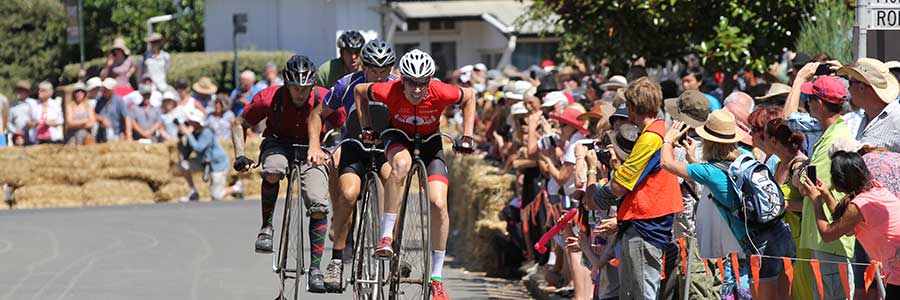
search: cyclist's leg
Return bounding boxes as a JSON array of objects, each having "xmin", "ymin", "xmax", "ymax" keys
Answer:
[
  {"xmin": 327, "ymin": 146, "xmax": 342, "ymax": 239},
  {"xmin": 423, "ymin": 144, "xmax": 450, "ymax": 283},
  {"xmin": 257, "ymin": 139, "xmax": 290, "ymax": 253},
  {"xmin": 333, "ymin": 143, "xmax": 366, "ymax": 253},
  {"xmin": 299, "ymin": 162, "xmax": 330, "ymax": 270},
  {"xmin": 376, "ymin": 139, "xmax": 411, "ymax": 253}
]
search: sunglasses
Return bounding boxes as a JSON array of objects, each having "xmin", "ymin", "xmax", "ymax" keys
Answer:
[{"xmin": 402, "ymin": 77, "xmax": 430, "ymax": 88}]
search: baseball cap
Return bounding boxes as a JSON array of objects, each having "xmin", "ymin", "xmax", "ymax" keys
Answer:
[
  {"xmin": 509, "ymin": 101, "xmax": 528, "ymax": 116},
  {"xmin": 829, "ymin": 136, "xmax": 865, "ymax": 158},
  {"xmin": 101, "ymin": 78, "xmax": 118, "ymax": 90},
  {"xmin": 474, "ymin": 63, "xmax": 487, "ymax": 71},
  {"xmin": 85, "ymin": 77, "xmax": 103, "ymax": 91},
  {"xmin": 609, "ymin": 103, "xmax": 629, "ymax": 124},
  {"xmin": 542, "ymin": 91, "xmax": 567, "ymax": 108},
  {"xmin": 185, "ymin": 109, "xmax": 205, "ymax": 126},
  {"xmin": 665, "ymin": 90, "xmax": 710, "ymax": 128},
  {"xmin": 504, "ymin": 80, "xmax": 534, "ymax": 101},
  {"xmin": 836, "ymin": 58, "xmax": 900, "ymax": 104},
  {"xmin": 800, "ymin": 76, "xmax": 847, "ymax": 105}
]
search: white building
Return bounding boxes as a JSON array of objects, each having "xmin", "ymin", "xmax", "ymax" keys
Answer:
[{"xmin": 204, "ymin": 0, "xmax": 558, "ymax": 75}]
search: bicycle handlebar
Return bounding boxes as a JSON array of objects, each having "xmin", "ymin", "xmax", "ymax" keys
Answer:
[{"xmin": 379, "ymin": 128, "xmax": 455, "ymax": 144}]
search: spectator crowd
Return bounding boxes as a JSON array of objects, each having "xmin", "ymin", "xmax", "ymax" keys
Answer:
[{"xmin": 443, "ymin": 52, "xmax": 900, "ymax": 300}]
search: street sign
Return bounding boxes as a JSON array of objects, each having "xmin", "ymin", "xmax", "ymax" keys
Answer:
[
  {"xmin": 233, "ymin": 13, "xmax": 248, "ymax": 34},
  {"xmin": 864, "ymin": 0, "xmax": 900, "ymax": 30},
  {"xmin": 65, "ymin": 0, "xmax": 80, "ymax": 44}
]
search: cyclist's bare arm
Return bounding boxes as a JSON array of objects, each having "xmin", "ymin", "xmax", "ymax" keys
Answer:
[
  {"xmin": 354, "ymin": 82, "xmax": 375, "ymax": 129},
  {"xmin": 459, "ymin": 87, "xmax": 477, "ymax": 137},
  {"xmin": 308, "ymin": 100, "xmax": 325, "ymax": 150},
  {"xmin": 231, "ymin": 116, "xmax": 253, "ymax": 157}
]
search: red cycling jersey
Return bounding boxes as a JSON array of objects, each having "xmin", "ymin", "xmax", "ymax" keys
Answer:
[{"xmin": 369, "ymin": 79, "xmax": 462, "ymax": 136}]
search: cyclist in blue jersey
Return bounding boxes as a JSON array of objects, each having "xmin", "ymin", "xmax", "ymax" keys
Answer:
[{"xmin": 307, "ymin": 38, "xmax": 397, "ymax": 292}]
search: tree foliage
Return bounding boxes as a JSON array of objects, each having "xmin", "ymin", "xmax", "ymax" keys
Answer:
[
  {"xmin": 521, "ymin": 0, "xmax": 817, "ymax": 74},
  {"xmin": 0, "ymin": 0, "xmax": 67, "ymax": 93},
  {"xmin": 795, "ymin": 0, "xmax": 854, "ymax": 64},
  {"xmin": 1, "ymin": 0, "xmax": 204, "ymax": 94}
]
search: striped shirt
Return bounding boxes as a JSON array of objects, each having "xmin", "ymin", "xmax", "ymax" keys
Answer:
[{"xmin": 857, "ymin": 99, "xmax": 900, "ymax": 152}]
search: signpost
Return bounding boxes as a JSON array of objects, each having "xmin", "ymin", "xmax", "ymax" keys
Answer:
[
  {"xmin": 233, "ymin": 13, "xmax": 248, "ymax": 89},
  {"xmin": 857, "ymin": 0, "xmax": 900, "ymax": 59},
  {"xmin": 65, "ymin": 0, "xmax": 85, "ymax": 67}
]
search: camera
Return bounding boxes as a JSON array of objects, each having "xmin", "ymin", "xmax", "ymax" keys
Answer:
[
  {"xmin": 584, "ymin": 141, "xmax": 612, "ymax": 167},
  {"xmin": 814, "ymin": 64, "xmax": 833, "ymax": 76},
  {"xmin": 173, "ymin": 118, "xmax": 182, "ymax": 126}
]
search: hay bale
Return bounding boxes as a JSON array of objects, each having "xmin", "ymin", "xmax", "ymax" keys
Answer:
[
  {"xmin": 95, "ymin": 141, "xmax": 169, "ymax": 156},
  {"xmin": 99, "ymin": 152, "xmax": 171, "ymax": 170},
  {"xmin": 82, "ymin": 179, "xmax": 155, "ymax": 206},
  {"xmin": 0, "ymin": 148, "xmax": 31, "ymax": 187},
  {"xmin": 156, "ymin": 177, "xmax": 190, "ymax": 202},
  {"xmin": 13, "ymin": 184, "xmax": 85, "ymax": 209},
  {"xmin": 99, "ymin": 167, "xmax": 172, "ymax": 184}
]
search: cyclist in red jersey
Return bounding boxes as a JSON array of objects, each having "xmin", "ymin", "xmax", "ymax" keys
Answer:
[
  {"xmin": 231, "ymin": 55, "xmax": 341, "ymax": 293},
  {"xmin": 353, "ymin": 49, "xmax": 477, "ymax": 300}
]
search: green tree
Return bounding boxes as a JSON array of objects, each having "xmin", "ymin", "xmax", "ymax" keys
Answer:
[
  {"xmin": 521, "ymin": 0, "xmax": 816, "ymax": 74},
  {"xmin": 0, "ymin": 0, "xmax": 67, "ymax": 93},
  {"xmin": 795, "ymin": 0, "xmax": 854, "ymax": 64}
]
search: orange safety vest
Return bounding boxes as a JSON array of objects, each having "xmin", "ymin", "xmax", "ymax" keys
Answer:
[{"xmin": 617, "ymin": 120, "xmax": 684, "ymax": 221}]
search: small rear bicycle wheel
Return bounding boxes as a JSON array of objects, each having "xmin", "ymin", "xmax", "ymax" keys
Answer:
[
  {"xmin": 389, "ymin": 160, "xmax": 432, "ymax": 300},
  {"xmin": 353, "ymin": 173, "xmax": 385, "ymax": 300}
]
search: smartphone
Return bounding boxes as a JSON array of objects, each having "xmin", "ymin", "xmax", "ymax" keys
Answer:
[
  {"xmin": 814, "ymin": 64, "xmax": 832, "ymax": 76},
  {"xmin": 807, "ymin": 165, "xmax": 818, "ymax": 185},
  {"xmin": 530, "ymin": 70, "xmax": 537, "ymax": 79}
]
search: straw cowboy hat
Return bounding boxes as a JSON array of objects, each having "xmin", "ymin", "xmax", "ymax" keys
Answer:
[
  {"xmin": 110, "ymin": 37, "xmax": 131, "ymax": 56},
  {"xmin": 192, "ymin": 77, "xmax": 218, "ymax": 95},
  {"xmin": 144, "ymin": 32, "xmax": 163, "ymax": 43},
  {"xmin": 836, "ymin": 58, "xmax": 900, "ymax": 104},
  {"xmin": 600, "ymin": 75, "xmax": 628, "ymax": 91},
  {"xmin": 755, "ymin": 83, "xmax": 791, "ymax": 101},
  {"xmin": 696, "ymin": 109, "xmax": 745, "ymax": 144}
]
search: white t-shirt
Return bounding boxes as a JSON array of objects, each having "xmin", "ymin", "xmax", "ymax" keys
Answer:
[
  {"xmin": 558, "ymin": 132, "xmax": 587, "ymax": 196},
  {"xmin": 124, "ymin": 90, "xmax": 163, "ymax": 109},
  {"xmin": 28, "ymin": 98, "xmax": 64, "ymax": 142}
]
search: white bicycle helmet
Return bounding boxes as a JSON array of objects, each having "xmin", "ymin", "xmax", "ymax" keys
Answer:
[
  {"xmin": 283, "ymin": 55, "xmax": 317, "ymax": 86},
  {"xmin": 398, "ymin": 49, "xmax": 435, "ymax": 79},
  {"xmin": 361, "ymin": 39, "xmax": 396, "ymax": 68},
  {"xmin": 337, "ymin": 30, "xmax": 365, "ymax": 50}
]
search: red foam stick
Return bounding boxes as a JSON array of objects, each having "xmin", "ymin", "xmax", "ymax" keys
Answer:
[{"xmin": 533, "ymin": 208, "xmax": 578, "ymax": 254}]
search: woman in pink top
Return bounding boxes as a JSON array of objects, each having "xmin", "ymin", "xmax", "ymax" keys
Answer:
[{"xmin": 801, "ymin": 150, "xmax": 900, "ymax": 297}]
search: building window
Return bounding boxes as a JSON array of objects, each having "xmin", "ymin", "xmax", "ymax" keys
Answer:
[
  {"xmin": 511, "ymin": 42, "xmax": 559, "ymax": 70},
  {"xmin": 430, "ymin": 41, "xmax": 457, "ymax": 78},
  {"xmin": 407, "ymin": 20, "xmax": 419, "ymax": 31},
  {"xmin": 480, "ymin": 52, "xmax": 503, "ymax": 69},
  {"xmin": 428, "ymin": 20, "xmax": 455, "ymax": 31}
]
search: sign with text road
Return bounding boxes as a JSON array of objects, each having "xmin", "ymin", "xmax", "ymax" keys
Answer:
[{"xmin": 866, "ymin": 0, "xmax": 900, "ymax": 30}]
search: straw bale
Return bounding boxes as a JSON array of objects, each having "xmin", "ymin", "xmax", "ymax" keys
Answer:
[
  {"xmin": 82, "ymin": 179, "xmax": 155, "ymax": 206},
  {"xmin": 156, "ymin": 177, "xmax": 190, "ymax": 202},
  {"xmin": 0, "ymin": 149, "xmax": 31, "ymax": 187},
  {"xmin": 13, "ymin": 184, "xmax": 85, "ymax": 209},
  {"xmin": 99, "ymin": 167, "xmax": 172, "ymax": 184},
  {"xmin": 98, "ymin": 152, "xmax": 171, "ymax": 170},
  {"xmin": 94, "ymin": 141, "xmax": 169, "ymax": 156}
]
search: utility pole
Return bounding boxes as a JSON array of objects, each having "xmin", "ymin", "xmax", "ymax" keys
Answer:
[{"xmin": 233, "ymin": 13, "xmax": 248, "ymax": 89}]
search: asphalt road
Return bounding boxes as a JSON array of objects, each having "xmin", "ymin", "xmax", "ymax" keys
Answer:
[{"xmin": 0, "ymin": 200, "xmax": 528, "ymax": 300}]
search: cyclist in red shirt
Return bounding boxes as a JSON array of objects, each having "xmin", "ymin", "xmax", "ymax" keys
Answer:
[
  {"xmin": 231, "ymin": 55, "xmax": 340, "ymax": 293},
  {"xmin": 353, "ymin": 49, "xmax": 477, "ymax": 300}
]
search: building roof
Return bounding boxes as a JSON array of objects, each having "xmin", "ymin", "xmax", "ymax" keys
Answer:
[{"xmin": 389, "ymin": 0, "xmax": 556, "ymax": 35}]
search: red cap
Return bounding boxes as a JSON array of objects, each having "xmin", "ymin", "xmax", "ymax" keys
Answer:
[
  {"xmin": 551, "ymin": 107, "xmax": 589, "ymax": 135},
  {"xmin": 800, "ymin": 76, "xmax": 846, "ymax": 105},
  {"xmin": 541, "ymin": 59, "xmax": 555, "ymax": 68}
]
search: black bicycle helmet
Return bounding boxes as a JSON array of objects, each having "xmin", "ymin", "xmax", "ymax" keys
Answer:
[
  {"xmin": 361, "ymin": 38, "xmax": 396, "ymax": 68},
  {"xmin": 283, "ymin": 55, "xmax": 317, "ymax": 86},
  {"xmin": 337, "ymin": 30, "xmax": 365, "ymax": 50}
]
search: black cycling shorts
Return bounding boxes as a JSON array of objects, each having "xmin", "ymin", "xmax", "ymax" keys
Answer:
[
  {"xmin": 382, "ymin": 131, "xmax": 449, "ymax": 184},
  {"xmin": 337, "ymin": 140, "xmax": 387, "ymax": 178}
]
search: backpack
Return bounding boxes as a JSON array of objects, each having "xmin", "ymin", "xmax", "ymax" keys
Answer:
[
  {"xmin": 270, "ymin": 87, "xmax": 320, "ymax": 140},
  {"xmin": 711, "ymin": 154, "xmax": 786, "ymax": 228}
]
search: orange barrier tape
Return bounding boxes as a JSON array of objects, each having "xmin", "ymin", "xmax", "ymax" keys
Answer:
[
  {"xmin": 703, "ymin": 258, "xmax": 711, "ymax": 276},
  {"xmin": 610, "ymin": 258, "xmax": 620, "ymax": 268},
  {"xmin": 661, "ymin": 252, "xmax": 666, "ymax": 280},
  {"xmin": 717, "ymin": 258, "xmax": 726, "ymax": 282},
  {"xmin": 838, "ymin": 263, "xmax": 851, "ymax": 299},
  {"xmin": 731, "ymin": 253, "xmax": 741, "ymax": 290},
  {"xmin": 865, "ymin": 260, "xmax": 877, "ymax": 292},
  {"xmin": 678, "ymin": 238, "xmax": 688, "ymax": 274},
  {"xmin": 810, "ymin": 259, "xmax": 824, "ymax": 300},
  {"xmin": 750, "ymin": 255, "xmax": 760, "ymax": 296},
  {"xmin": 783, "ymin": 257, "xmax": 794, "ymax": 297}
]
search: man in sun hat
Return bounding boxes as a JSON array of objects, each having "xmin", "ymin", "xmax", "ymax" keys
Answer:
[
  {"xmin": 791, "ymin": 74, "xmax": 858, "ymax": 300},
  {"xmin": 600, "ymin": 75, "xmax": 628, "ymax": 92},
  {"xmin": 665, "ymin": 90, "xmax": 710, "ymax": 129},
  {"xmin": 836, "ymin": 58, "xmax": 900, "ymax": 152},
  {"xmin": 192, "ymin": 77, "xmax": 218, "ymax": 111},
  {"xmin": 541, "ymin": 91, "xmax": 568, "ymax": 116},
  {"xmin": 587, "ymin": 77, "xmax": 683, "ymax": 300},
  {"xmin": 94, "ymin": 78, "xmax": 129, "ymax": 142},
  {"xmin": 504, "ymin": 80, "xmax": 534, "ymax": 102},
  {"xmin": 176, "ymin": 109, "xmax": 238, "ymax": 202},
  {"xmin": 755, "ymin": 83, "xmax": 791, "ymax": 106}
]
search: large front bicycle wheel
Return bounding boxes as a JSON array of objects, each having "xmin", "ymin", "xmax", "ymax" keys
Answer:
[
  {"xmin": 279, "ymin": 166, "xmax": 304, "ymax": 300},
  {"xmin": 389, "ymin": 161, "xmax": 432, "ymax": 300},
  {"xmin": 353, "ymin": 173, "xmax": 385, "ymax": 300}
]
